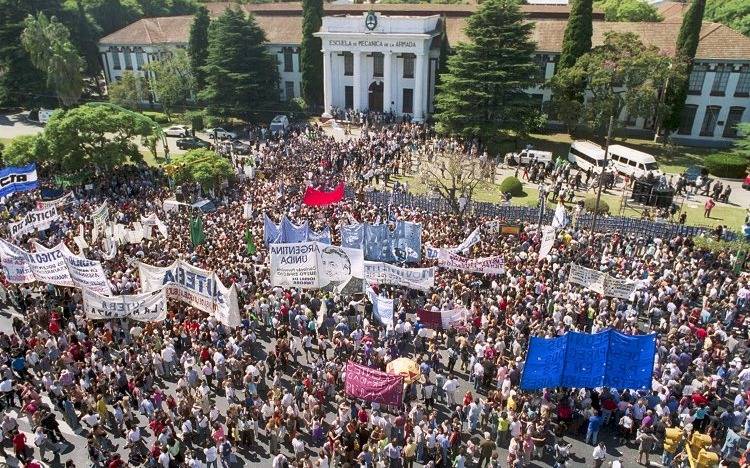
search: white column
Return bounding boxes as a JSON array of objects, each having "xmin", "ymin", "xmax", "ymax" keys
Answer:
[
  {"xmin": 353, "ymin": 52, "xmax": 362, "ymax": 111},
  {"xmin": 383, "ymin": 52, "xmax": 392, "ymax": 113},
  {"xmin": 131, "ymin": 52, "xmax": 139, "ymax": 72},
  {"xmin": 118, "ymin": 51, "xmax": 126, "ymax": 72},
  {"xmin": 322, "ymin": 50, "xmax": 332, "ymax": 118},
  {"xmin": 101, "ymin": 53, "xmax": 111, "ymax": 82},
  {"xmin": 413, "ymin": 53, "xmax": 426, "ymax": 121}
]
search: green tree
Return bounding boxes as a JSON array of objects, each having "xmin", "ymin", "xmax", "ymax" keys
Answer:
[
  {"xmin": 170, "ymin": 148, "xmax": 234, "ymax": 191},
  {"xmin": 21, "ymin": 12, "xmax": 85, "ymax": 107},
  {"xmin": 595, "ymin": 0, "xmax": 662, "ymax": 22},
  {"xmin": 1, "ymin": 134, "xmax": 50, "ymax": 166},
  {"xmin": 558, "ymin": 0, "xmax": 593, "ymax": 71},
  {"xmin": 705, "ymin": 0, "xmax": 749, "ymax": 37},
  {"xmin": 144, "ymin": 48, "xmax": 194, "ymax": 119},
  {"xmin": 548, "ymin": 32, "xmax": 683, "ymax": 136},
  {"xmin": 136, "ymin": 0, "xmax": 195, "ymax": 16},
  {"xmin": 198, "ymin": 8, "xmax": 280, "ymax": 119},
  {"xmin": 108, "ymin": 70, "xmax": 146, "ymax": 110},
  {"xmin": 300, "ymin": 0, "xmax": 323, "ymax": 107},
  {"xmin": 433, "ymin": 0, "xmax": 541, "ymax": 143},
  {"xmin": 42, "ymin": 103, "xmax": 155, "ymax": 171},
  {"xmin": 62, "ymin": 0, "xmax": 103, "ymax": 80},
  {"xmin": 188, "ymin": 6, "xmax": 210, "ymax": 93},
  {"xmin": 735, "ymin": 122, "xmax": 750, "ymax": 156},
  {"xmin": 663, "ymin": 0, "xmax": 706, "ymax": 132},
  {"xmin": 82, "ymin": 0, "xmax": 142, "ymax": 37},
  {"xmin": 0, "ymin": 0, "xmax": 64, "ymax": 108}
]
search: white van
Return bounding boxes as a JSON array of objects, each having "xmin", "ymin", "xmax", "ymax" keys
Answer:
[
  {"xmin": 505, "ymin": 149, "xmax": 553, "ymax": 166},
  {"xmin": 568, "ymin": 140, "xmax": 608, "ymax": 173},
  {"xmin": 607, "ymin": 144, "xmax": 660, "ymax": 179},
  {"xmin": 269, "ymin": 115, "xmax": 289, "ymax": 134},
  {"xmin": 38, "ymin": 108, "xmax": 57, "ymax": 124}
]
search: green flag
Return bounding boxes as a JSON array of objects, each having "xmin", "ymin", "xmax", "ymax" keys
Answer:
[
  {"xmin": 190, "ymin": 216, "xmax": 205, "ymax": 247},
  {"xmin": 245, "ymin": 228, "xmax": 256, "ymax": 255}
]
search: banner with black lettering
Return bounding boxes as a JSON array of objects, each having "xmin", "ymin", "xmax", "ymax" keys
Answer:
[
  {"xmin": 60, "ymin": 244, "xmax": 111, "ymax": 295},
  {"xmin": 538, "ymin": 226, "xmax": 556, "ymax": 260},
  {"xmin": 8, "ymin": 206, "xmax": 59, "ymax": 238},
  {"xmin": 0, "ymin": 164, "xmax": 38, "ymax": 198},
  {"xmin": 568, "ymin": 264, "xmax": 637, "ymax": 299},
  {"xmin": 364, "ymin": 261, "xmax": 435, "ymax": 291},
  {"xmin": 83, "ymin": 288, "xmax": 167, "ymax": 321},
  {"xmin": 437, "ymin": 249, "xmax": 505, "ymax": 275},
  {"xmin": 138, "ymin": 260, "xmax": 240, "ymax": 327},
  {"xmin": 36, "ymin": 192, "xmax": 75, "ymax": 210},
  {"xmin": 91, "ymin": 202, "xmax": 109, "ymax": 230},
  {"xmin": 269, "ymin": 242, "xmax": 364, "ymax": 294}
]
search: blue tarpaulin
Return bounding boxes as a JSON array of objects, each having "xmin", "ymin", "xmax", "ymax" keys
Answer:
[
  {"xmin": 520, "ymin": 330, "xmax": 656, "ymax": 391},
  {"xmin": 263, "ymin": 214, "xmax": 331, "ymax": 246}
]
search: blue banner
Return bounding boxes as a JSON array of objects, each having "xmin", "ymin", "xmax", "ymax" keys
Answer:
[
  {"xmin": 0, "ymin": 164, "xmax": 38, "ymax": 198},
  {"xmin": 264, "ymin": 214, "xmax": 331, "ymax": 246},
  {"xmin": 521, "ymin": 329, "xmax": 655, "ymax": 391},
  {"xmin": 344, "ymin": 221, "xmax": 422, "ymax": 263}
]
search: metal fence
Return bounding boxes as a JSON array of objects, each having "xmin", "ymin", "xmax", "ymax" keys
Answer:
[{"xmin": 349, "ymin": 189, "xmax": 735, "ymax": 241}]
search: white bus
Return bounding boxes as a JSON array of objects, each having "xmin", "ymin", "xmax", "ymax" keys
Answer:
[
  {"xmin": 607, "ymin": 144, "xmax": 660, "ymax": 179},
  {"xmin": 567, "ymin": 140, "xmax": 608, "ymax": 173}
]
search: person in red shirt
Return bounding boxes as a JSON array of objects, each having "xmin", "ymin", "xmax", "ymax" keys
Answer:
[
  {"xmin": 13, "ymin": 431, "xmax": 28, "ymax": 462},
  {"xmin": 107, "ymin": 453, "xmax": 125, "ymax": 468}
]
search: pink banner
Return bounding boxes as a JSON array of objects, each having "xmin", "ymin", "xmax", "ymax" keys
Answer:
[
  {"xmin": 302, "ymin": 183, "xmax": 345, "ymax": 206},
  {"xmin": 345, "ymin": 361, "xmax": 403, "ymax": 407}
]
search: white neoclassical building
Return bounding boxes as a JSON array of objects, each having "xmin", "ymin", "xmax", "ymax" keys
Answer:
[{"xmin": 314, "ymin": 13, "xmax": 441, "ymax": 120}]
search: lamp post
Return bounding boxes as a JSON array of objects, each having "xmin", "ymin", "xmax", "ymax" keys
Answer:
[{"xmin": 591, "ymin": 114, "xmax": 615, "ymax": 234}]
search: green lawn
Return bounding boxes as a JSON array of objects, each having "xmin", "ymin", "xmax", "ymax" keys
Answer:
[
  {"xmin": 502, "ymin": 132, "xmax": 720, "ymax": 175},
  {"xmin": 394, "ymin": 174, "xmax": 746, "ymax": 230}
]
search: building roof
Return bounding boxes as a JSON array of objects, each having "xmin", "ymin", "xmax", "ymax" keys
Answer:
[
  {"xmin": 99, "ymin": 5, "xmax": 750, "ymax": 61},
  {"xmin": 656, "ymin": 1, "xmax": 689, "ymax": 22}
]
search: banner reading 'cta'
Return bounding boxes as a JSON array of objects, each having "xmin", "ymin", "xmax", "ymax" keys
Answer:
[
  {"xmin": 0, "ymin": 164, "xmax": 38, "ymax": 198},
  {"xmin": 269, "ymin": 242, "xmax": 364, "ymax": 294},
  {"xmin": 83, "ymin": 288, "xmax": 167, "ymax": 321},
  {"xmin": 138, "ymin": 260, "xmax": 240, "ymax": 327}
]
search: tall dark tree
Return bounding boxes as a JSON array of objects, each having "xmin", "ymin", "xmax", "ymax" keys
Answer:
[
  {"xmin": 663, "ymin": 0, "xmax": 706, "ymax": 132},
  {"xmin": 0, "ymin": 0, "xmax": 63, "ymax": 107},
  {"xmin": 83, "ymin": 0, "xmax": 142, "ymax": 38},
  {"xmin": 198, "ymin": 8, "xmax": 280, "ymax": 118},
  {"xmin": 188, "ymin": 6, "xmax": 210, "ymax": 93},
  {"xmin": 558, "ymin": 0, "xmax": 593, "ymax": 71},
  {"xmin": 433, "ymin": 0, "xmax": 542, "ymax": 143},
  {"xmin": 62, "ymin": 0, "xmax": 103, "ymax": 78},
  {"xmin": 300, "ymin": 0, "xmax": 323, "ymax": 107}
]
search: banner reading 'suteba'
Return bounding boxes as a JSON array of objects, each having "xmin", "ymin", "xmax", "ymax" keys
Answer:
[{"xmin": 345, "ymin": 361, "xmax": 403, "ymax": 407}]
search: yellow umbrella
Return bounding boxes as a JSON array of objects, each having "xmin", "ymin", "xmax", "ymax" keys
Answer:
[{"xmin": 386, "ymin": 357, "xmax": 420, "ymax": 384}]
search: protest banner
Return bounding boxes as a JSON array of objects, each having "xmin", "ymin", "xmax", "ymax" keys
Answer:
[
  {"xmin": 83, "ymin": 288, "xmax": 167, "ymax": 321},
  {"xmin": 0, "ymin": 247, "xmax": 34, "ymax": 283},
  {"xmin": 0, "ymin": 164, "xmax": 38, "ymax": 198},
  {"xmin": 60, "ymin": 244, "xmax": 111, "ymax": 295},
  {"xmin": 366, "ymin": 287, "xmax": 394, "ymax": 328},
  {"xmin": 451, "ymin": 227, "xmax": 481, "ymax": 254},
  {"xmin": 342, "ymin": 221, "xmax": 422, "ymax": 263},
  {"xmin": 363, "ymin": 261, "xmax": 435, "ymax": 291},
  {"xmin": 302, "ymin": 182, "xmax": 345, "ymax": 206},
  {"xmin": 269, "ymin": 242, "xmax": 364, "ymax": 294},
  {"xmin": 141, "ymin": 213, "xmax": 168, "ymax": 238},
  {"xmin": 19, "ymin": 241, "xmax": 73, "ymax": 287},
  {"xmin": 36, "ymin": 192, "xmax": 75, "ymax": 210},
  {"xmin": 437, "ymin": 249, "xmax": 505, "ymax": 275},
  {"xmin": 601, "ymin": 274, "xmax": 638, "ymax": 300},
  {"xmin": 568, "ymin": 264, "xmax": 637, "ymax": 299},
  {"xmin": 138, "ymin": 260, "xmax": 241, "ymax": 327},
  {"xmin": 345, "ymin": 361, "xmax": 403, "ymax": 407},
  {"xmin": 263, "ymin": 214, "xmax": 331, "ymax": 246},
  {"xmin": 539, "ymin": 226, "xmax": 556, "ymax": 260},
  {"xmin": 8, "ymin": 206, "xmax": 59, "ymax": 238},
  {"xmin": 91, "ymin": 201, "xmax": 109, "ymax": 231},
  {"xmin": 417, "ymin": 308, "xmax": 469, "ymax": 329}
]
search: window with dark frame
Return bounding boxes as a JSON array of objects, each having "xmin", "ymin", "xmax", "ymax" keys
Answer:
[
  {"xmin": 123, "ymin": 49, "xmax": 132, "ymax": 70},
  {"xmin": 283, "ymin": 48, "xmax": 294, "ymax": 73},
  {"xmin": 345, "ymin": 86, "xmax": 353, "ymax": 109},
  {"xmin": 710, "ymin": 64, "xmax": 731, "ymax": 96},
  {"xmin": 699, "ymin": 105, "xmax": 721, "ymax": 137},
  {"xmin": 284, "ymin": 81, "xmax": 294, "ymax": 101},
  {"xmin": 403, "ymin": 54, "xmax": 415, "ymax": 79},
  {"xmin": 112, "ymin": 50, "xmax": 121, "ymax": 70},
  {"xmin": 723, "ymin": 107, "xmax": 745, "ymax": 138},
  {"xmin": 344, "ymin": 53, "xmax": 353, "ymax": 76},
  {"xmin": 402, "ymin": 88, "xmax": 413, "ymax": 114},
  {"xmin": 736, "ymin": 65, "xmax": 750, "ymax": 97},
  {"xmin": 677, "ymin": 105, "xmax": 698, "ymax": 135},
  {"xmin": 373, "ymin": 53, "xmax": 384, "ymax": 78},
  {"xmin": 687, "ymin": 65, "xmax": 707, "ymax": 94}
]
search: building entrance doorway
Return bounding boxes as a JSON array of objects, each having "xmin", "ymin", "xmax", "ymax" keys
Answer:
[{"xmin": 368, "ymin": 81, "xmax": 383, "ymax": 112}]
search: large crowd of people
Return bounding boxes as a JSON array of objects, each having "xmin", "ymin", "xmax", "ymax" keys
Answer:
[{"xmin": 0, "ymin": 118, "xmax": 747, "ymax": 468}]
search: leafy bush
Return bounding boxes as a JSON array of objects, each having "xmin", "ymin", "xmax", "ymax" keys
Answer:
[
  {"xmin": 499, "ymin": 176, "xmax": 524, "ymax": 196},
  {"xmin": 182, "ymin": 110, "xmax": 205, "ymax": 131},
  {"xmin": 143, "ymin": 111, "xmax": 169, "ymax": 124},
  {"xmin": 703, "ymin": 153, "xmax": 749, "ymax": 178},
  {"xmin": 583, "ymin": 196, "xmax": 610, "ymax": 214}
]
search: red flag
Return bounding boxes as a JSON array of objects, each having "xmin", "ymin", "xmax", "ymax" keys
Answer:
[{"xmin": 302, "ymin": 183, "xmax": 345, "ymax": 206}]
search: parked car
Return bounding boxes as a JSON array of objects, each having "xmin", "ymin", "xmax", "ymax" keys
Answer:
[
  {"xmin": 206, "ymin": 127, "xmax": 237, "ymax": 140},
  {"xmin": 743, "ymin": 174, "xmax": 750, "ymax": 190},
  {"xmin": 232, "ymin": 141, "xmax": 251, "ymax": 155},
  {"xmin": 164, "ymin": 125, "xmax": 190, "ymax": 137},
  {"xmin": 269, "ymin": 115, "xmax": 290, "ymax": 134},
  {"xmin": 682, "ymin": 165, "xmax": 708, "ymax": 186},
  {"xmin": 176, "ymin": 137, "xmax": 212, "ymax": 150}
]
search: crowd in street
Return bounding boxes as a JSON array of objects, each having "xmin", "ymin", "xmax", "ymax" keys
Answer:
[{"xmin": 0, "ymin": 119, "xmax": 748, "ymax": 468}]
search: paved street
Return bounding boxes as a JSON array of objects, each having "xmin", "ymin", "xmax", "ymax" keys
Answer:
[{"xmin": 0, "ymin": 301, "xmax": 652, "ymax": 468}]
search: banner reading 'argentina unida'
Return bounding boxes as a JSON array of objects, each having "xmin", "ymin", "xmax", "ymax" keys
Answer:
[{"xmin": 269, "ymin": 241, "xmax": 364, "ymax": 294}]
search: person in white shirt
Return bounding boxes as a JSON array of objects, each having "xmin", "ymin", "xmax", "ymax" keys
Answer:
[
  {"xmin": 157, "ymin": 447, "xmax": 171, "ymax": 468},
  {"xmin": 592, "ymin": 442, "xmax": 607, "ymax": 467},
  {"xmin": 204, "ymin": 445, "xmax": 218, "ymax": 468},
  {"xmin": 272, "ymin": 453, "xmax": 288, "ymax": 468},
  {"xmin": 292, "ymin": 435, "xmax": 305, "ymax": 459},
  {"xmin": 443, "ymin": 376, "xmax": 458, "ymax": 406}
]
